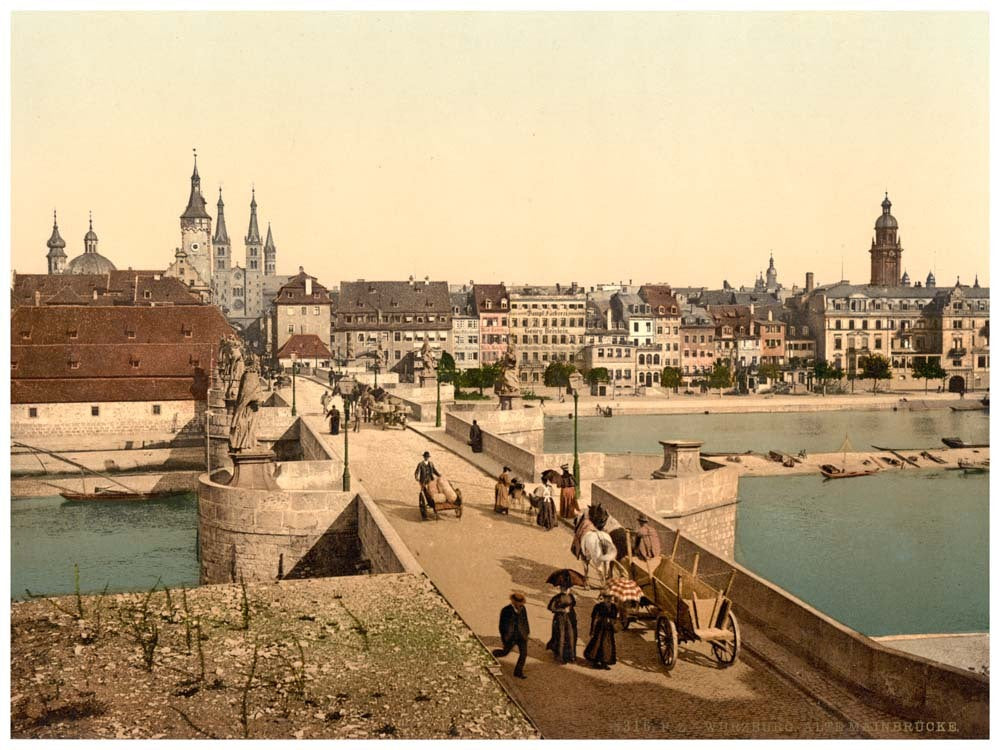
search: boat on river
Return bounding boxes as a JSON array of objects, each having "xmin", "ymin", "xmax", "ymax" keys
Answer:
[
  {"xmin": 958, "ymin": 459, "xmax": 989, "ymax": 474},
  {"xmin": 819, "ymin": 464, "xmax": 879, "ymax": 479},
  {"xmin": 942, "ymin": 437, "xmax": 990, "ymax": 449},
  {"xmin": 60, "ymin": 487, "xmax": 185, "ymax": 502}
]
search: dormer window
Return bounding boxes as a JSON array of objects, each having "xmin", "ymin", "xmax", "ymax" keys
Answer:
[
  {"xmin": 126, "ymin": 328, "xmax": 136, "ymax": 339},
  {"xmin": 11, "ymin": 361, "xmax": 17, "ymax": 371},
  {"xmin": 144, "ymin": 290, "xmax": 152, "ymax": 299},
  {"xmin": 69, "ymin": 359, "xmax": 80, "ymax": 370},
  {"xmin": 485, "ymin": 300, "xmax": 492, "ymax": 310},
  {"xmin": 182, "ymin": 326, "xmax": 193, "ymax": 338},
  {"xmin": 20, "ymin": 330, "xmax": 30, "ymax": 340},
  {"xmin": 68, "ymin": 329, "xmax": 78, "ymax": 339},
  {"xmin": 189, "ymin": 355, "xmax": 201, "ymax": 367},
  {"xmin": 129, "ymin": 356, "xmax": 141, "ymax": 369}
]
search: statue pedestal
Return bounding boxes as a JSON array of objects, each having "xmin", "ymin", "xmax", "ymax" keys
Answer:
[
  {"xmin": 228, "ymin": 450, "xmax": 278, "ymax": 490},
  {"xmin": 499, "ymin": 395, "xmax": 523, "ymax": 411},
  {"xmin": 419, "ymin": 373, "xmax": 438, "ymax": 388},
  {"xmin": 652, "ymin": 440, "xmax": 704, "ymax": 479}
]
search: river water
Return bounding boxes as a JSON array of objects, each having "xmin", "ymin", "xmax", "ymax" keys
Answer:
[
  {"xmin": 544, "ymin": 409, "xmax": 990, "ymax": 636},
  {"xmin": 10, "ymin": 493, "xmax": 199, "ymax": 600}
]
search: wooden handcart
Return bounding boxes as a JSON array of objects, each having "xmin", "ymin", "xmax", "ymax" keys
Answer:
[
  {"xmin": 418, "ymin": 476, "xmax": 463, "ymax": 520},
  {"xmin": 609, "ymin": 530, "xmax": 741, "ymax": 671}
]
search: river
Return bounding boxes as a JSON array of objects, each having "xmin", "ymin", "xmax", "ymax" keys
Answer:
[
  {"xmin": 10, "ymin": 493, "xmax": 199, "ymax": 600},
  {"xmin": 544, "ymin": 408, "xmax": 989, "ymax": 636}
]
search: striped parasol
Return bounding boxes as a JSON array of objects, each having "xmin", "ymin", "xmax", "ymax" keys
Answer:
[{"xmin": 606, "ymin": 577, "xmax": 643, "ymax": 603}]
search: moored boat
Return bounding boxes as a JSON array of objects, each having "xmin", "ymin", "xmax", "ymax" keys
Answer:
[
  {"xmin": 942, "ymin": 437, "xmax": 990, "ymax": 449},
  {"xmin": 819, "ymin": 464, "xmax": 879, "ymax": 479},
  {"xmin": 958, "ymin": 459, "xmax": 989, "ymax": 474},
  {"xmin": 60, "ymin": 488, "xmax": 185, "ymax": 502}
]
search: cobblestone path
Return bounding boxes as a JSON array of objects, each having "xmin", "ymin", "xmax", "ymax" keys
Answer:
[{"xmin": 290, "ymin": 379, "xmax": 887, "ymax": 738}]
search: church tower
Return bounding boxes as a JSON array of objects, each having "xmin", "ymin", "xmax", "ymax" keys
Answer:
[
  {"xmin": 213, "ymin": 188, "xmax": 231, "ymax": 273},
  {"xmin": 869, "ymin": 192, "xmax": 902, "ymax": 286},
  {"xmin": 264, "ymin": 223, "xmax": 277, "ymax": 276},
  {"xmin": 46, "ymin": 210, "xmax": 67, "ymax": 274},
  {"xmin": 245, "ymin": 188, "xmax": 262, "ymax": 272},
  {"xmin": 179, "ymin": 150, "xmax": 213, "ymax": 284}
]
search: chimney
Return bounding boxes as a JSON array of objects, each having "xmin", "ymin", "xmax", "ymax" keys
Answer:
[
  {"xmin": 805, "ymin": 272, "xmax": 815, "ymax": 293},
  {"xmin": 749, "ymin": 303, "xmax": 755, "ymax": 316}
]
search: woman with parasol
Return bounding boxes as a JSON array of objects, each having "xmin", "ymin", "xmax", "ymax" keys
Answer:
[{"xmin": 545, "ymin": 569, "xmax": 583, "ymax": 664}]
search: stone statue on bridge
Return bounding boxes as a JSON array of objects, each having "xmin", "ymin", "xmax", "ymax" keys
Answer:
[
  {"xmin": 219, "ymin": 335, "xmax": 246, "ymax": 402},
  {"xmin": 418, "ymin": 339, "xmax": 438, "ymax": 374},
  {"xmin": 229, "ymin": 356, "xmax": 264, "ymax": 452},
  {"xmin": 496, "ymin": 340, "xmax": 521, "ymax": 397}
]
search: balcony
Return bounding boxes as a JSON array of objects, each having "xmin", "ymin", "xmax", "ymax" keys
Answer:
[{"xmin": 948, "ymin": 348, "xmax": 968, "ymax": 359}]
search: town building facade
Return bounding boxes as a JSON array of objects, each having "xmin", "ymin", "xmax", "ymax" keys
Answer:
[{"xmin": 508, "ymin": 283, "xmax": 586, "ymax": 384}]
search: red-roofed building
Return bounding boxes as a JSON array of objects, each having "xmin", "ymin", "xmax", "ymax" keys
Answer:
[
  {"xmin": 269, "ymin": 267, "xmax": 333, "ymax": 362},
  {"xmin": 275, "ymin": 334, "xmax": 333, "ymax": 369},
  {"xmin": 11, "ymin": 305, "xmax": 232, "ymax": 439}
]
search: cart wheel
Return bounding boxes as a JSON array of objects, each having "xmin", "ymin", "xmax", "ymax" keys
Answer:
[
  {"xmin": 618, "ymin": 602, "xmax": 632, "ymax": 631},
  {"xmin": 711, "ymin": 610, "xmax": 741, "ymax": 667},
  {"xmin": 655, "ymin": 616, "xmax": 678, "ymax": 671}
]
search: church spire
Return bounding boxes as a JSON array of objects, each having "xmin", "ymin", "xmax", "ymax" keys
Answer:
[
  {"xmin": 213, "ymin": 187, "xmax": 230, "ymax": 244},
  {"xmin": 246, "ymin": 187, "xmax": 261, "ymax": 244},
  {"xmin": 181, "ymin": 148, "xmax": 211, "ymax": 220},
  {"xmin": 264, "ymin": 222, "xmax": 275, "ymax": 250},
  {"xmin": 46, "ymin": 209, "xmax": 66, "ymax": 251}
]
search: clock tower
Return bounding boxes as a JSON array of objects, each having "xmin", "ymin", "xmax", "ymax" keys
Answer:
[{"xmin": 869, "ymin": 192, "xmax": 902, "ymax": 287}]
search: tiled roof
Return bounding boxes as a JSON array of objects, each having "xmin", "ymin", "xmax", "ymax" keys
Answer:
[
  {"xmin": 12, "ymin": 272, "xmax": 201, "ymax": 307},
  {"xmin": 472, "ymin": 284, "xmax": 509, "ymax": 314},
  {"xmin": 638, "ymin": 285, "xmax": 680, "ymax": 314},
  {"xmin": 450, "ymin": 291, "xmax": 474, "ymax": 316},
  {"xmin": 338, "ymin": 280, "xmax": 451, "ymax": 316},
  {"xmin": 12, "ymin": 305, "xmax": 233, "ymax": 346},
  {"xmin": 274, "ymin": 269, "xmax": 331, "ymax": 305},
  {"xmin": 13, "ymin": 377, "xmax": 209, "ymax": 404},
  {"xmin": 275, "ymin": 334, "xmax": 332, "ymax": 360}
]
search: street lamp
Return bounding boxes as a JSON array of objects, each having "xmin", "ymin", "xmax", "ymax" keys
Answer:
[
  {"xmin": 340, "ymin": 376, "xmax": 355, "ymax": 491},
  {"xmin": 435, "ymin": 360, "xmax": 443, "ymax": 428},
  {"xmin": 290, "ymin": 352, "xmax": 298, "ymax": 417},
  {"xmin": 568, "ymin": 372, "xmax": 584, "ymax": 489}
]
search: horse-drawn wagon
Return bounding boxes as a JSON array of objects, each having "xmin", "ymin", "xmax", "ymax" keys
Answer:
[
  {"xmin": 419, "ymin": 476, "xmax": 463, "ymax": 520},
  {"xmin": 610, "ymin": 530, "xmax": 741, "ymax": 671},
  {"xmin": 370, "ymin": 397, "xmax": 408, "ymax": 429}
]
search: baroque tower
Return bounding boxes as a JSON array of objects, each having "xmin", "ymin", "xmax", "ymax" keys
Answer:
[
  {"xmin": 179, "ymin": 150, "xmax": 213, "ymax": 284},
  {"xmin": 869, "ymin": 192, "xmax": 902, "ymax": 287},
  {"xmin": 46, "ymin": 210, "xmax": 67, "ymax": 274},
  {"xmin": 765, "ymin": 252, "xmax": 778, "ymax": 292}
]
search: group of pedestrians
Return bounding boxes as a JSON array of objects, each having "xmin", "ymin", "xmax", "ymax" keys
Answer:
[{"xmin": 492, "ymin": 588, "xmax": 619, "ymax": 678}]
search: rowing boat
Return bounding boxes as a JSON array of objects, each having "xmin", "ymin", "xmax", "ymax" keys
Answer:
[
  {"xmin": 819, "ymin": 464, "xmax": 879, "ymax": 479},
  {"xmin": 60, "ymin": 488, "xmax": 185, "ymax": 502}
]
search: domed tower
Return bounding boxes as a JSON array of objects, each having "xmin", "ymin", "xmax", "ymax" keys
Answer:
[
  {"xmin": 926, "ymin": 270, "xmax": 936, "ymax": 288},
  {"xmin": 66, "ymin": 213, "xmax": 117, "ymax": 275},
  {"xmin": 179, "ymin": 149, "xmax": 213, "ymax": 284},
  {"xmin": 869, "ymin": 192, "xmax": 902, "ymax": 286},
  {"xmin": 264, "ymin": 222, "xmax": 277, "ymax": 276},
  {"xmin": 46, "ymin": 210, "xmax": 67, "ymax": 274},
  {"xmin": 765, "ymin": 252, "xmax": 778, "ymax": 292}
]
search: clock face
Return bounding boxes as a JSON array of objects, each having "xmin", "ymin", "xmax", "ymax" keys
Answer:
[{"xmin": 192, "ymin": 243, "xmax": 199, "ymax": 251}]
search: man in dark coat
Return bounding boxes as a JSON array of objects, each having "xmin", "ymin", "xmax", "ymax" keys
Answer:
[
  {"xmin": 469, "ymin": 420, "xmax": 484, "ymax": 453},
  {"xmin": 328, "ymin": 404, "xmax": 340, "ymax": 435},
  {"xmin": 492, "ymin": 592, "xmax": 530, "ymax": 678}
]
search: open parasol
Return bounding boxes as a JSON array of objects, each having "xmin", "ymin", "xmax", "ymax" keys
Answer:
[
  {"xmin": 606, "ymin": 577, "xmax": 644, "ymax": 603},
  {"xmin": 546, "ymin": 568, "xmax": 587, "ymax": 589}
]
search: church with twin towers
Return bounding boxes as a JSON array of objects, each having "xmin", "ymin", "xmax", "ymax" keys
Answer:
[{"xmin": 165, "ymin": 152, "xmax": 289, "ymax": 323}]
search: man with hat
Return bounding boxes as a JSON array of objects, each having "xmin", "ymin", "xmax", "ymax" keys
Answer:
[
  {"xmin": 414, "ymin": 451, "xmax": 442, "ymax": 512},
  {"xmin": 492, "ymin": 592, "xmax": 530, "ymax": 678},
  {"xmin": 635, "ymin": 514, "xmax": 662, "ymax": 561}
]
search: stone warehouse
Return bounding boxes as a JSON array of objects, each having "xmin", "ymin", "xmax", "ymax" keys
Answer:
[{"xmin": 11, "ymin": 305, "xmax": 233, "ymax": 440}]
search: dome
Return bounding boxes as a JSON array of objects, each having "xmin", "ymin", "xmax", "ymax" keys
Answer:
[
  {"xmin": 66, "ymin": 251, "xmax": 117, "ymax": 275},
  {"xmin": 84, "ymin": 228, "xmax": 99, "ymax": 242},
  {"xmin": 874, "ymin": 212, "xmax": 898, "ymax": 230}
]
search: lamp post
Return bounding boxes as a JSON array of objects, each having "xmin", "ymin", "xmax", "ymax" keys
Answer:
[
  {"xmin": 435, "ymin": 361, "xmax": 442, "ymax": 428},
  {"xmin": 340, "ymin": 376, "xmax": 355, "ymax": 491},
  {"xmin": 290, "ymin": 353, "xmax": 298, "ymax": 417},
  {"xmin": 573, "ymin": 388, "xmax": 580, "ymax": 488}
]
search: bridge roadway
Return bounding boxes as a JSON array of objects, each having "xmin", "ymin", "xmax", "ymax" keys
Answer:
[{"xmin": 288, "ymin": 378, "xmax": 906, "ymax": 739}]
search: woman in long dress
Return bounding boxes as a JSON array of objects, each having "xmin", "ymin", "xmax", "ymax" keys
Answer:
[
  {"xmin": 584, "ymin": 593, "xmax": 618, "ymax": 669},
  {"xmin": 494, "ymin": 466, "xmax": 512, "ymax": 515},
  {"xmin": 536, "ymin": 478, "xmax": 556, "ymax": 530},
  {"xmin": 545, "ymin": 587, "xmax": 577, "ymax": 663},
  {"xmin": 559, "ymin": 465, "xmax": 579, "ymax": 519}
]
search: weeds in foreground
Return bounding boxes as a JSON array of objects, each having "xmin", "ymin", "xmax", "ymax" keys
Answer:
[{"xmin": 239, "ymin": 640, "xmax": 260, "ymax": 739}]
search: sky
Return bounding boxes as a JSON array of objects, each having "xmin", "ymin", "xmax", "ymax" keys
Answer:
[{"xmin": 10, "ymin": 11, "xmax": 990, "ymax": 290}]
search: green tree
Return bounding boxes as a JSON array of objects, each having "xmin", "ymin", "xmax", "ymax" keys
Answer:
[
  {"xmin": 707, "ymin": 360, "xmax": 733, "ymax": 396},
  {"xmin": 437, "ymin": 352, "xmax": 459, "ymax": 394},
  {"xmin": 858, "ymin": 353, "xmax": 892, "ymax": 394},
  {"xmin": 911, "ymin": 357, "xmax": 947, "ymax": 393},
  {"xmin": 585, "ymin": 367, "xmax": 610, "ymax": 386},
  {"xmin": 813, "ymin": 359, "xmax": 844, "ymax": 396},
  {"xmin": 481, "ymin": 363, "xmax": 501, "ymax": 395},
  {"xmin": 461, "ymin": 367, "xmax": 484, "ymax": 395},
  {"xmin": 543, "ymin": 361, "xmax": 576, "ymax": 390},
  {"xmin": 660, "ymin": 366, "xmax": 682, "ymax": 393},
  {"xmin": 758, "ymin": 362, "xmax": 782, "ymax": 383}
]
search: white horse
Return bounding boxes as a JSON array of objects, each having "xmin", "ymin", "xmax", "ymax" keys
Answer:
[{"xmin": 579, "ymin": 528, "xmax": 617, "ymax": 588}]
